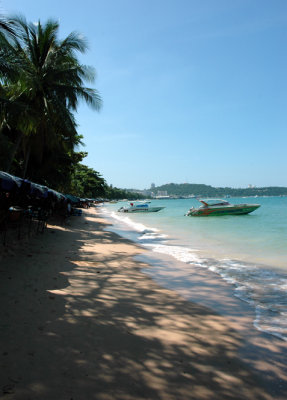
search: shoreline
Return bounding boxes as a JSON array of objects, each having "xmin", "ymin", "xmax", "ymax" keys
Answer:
[
  {"xmin": 101, "ymin": 203, "xmax": 287, "ymax": 342},
  {"xmin": 0, "ymin": 207, "xmax": 286, "ymax": 399},
  {"xmin": 105, "ymin": 198, "xmax": 287, "ymax": 271}
]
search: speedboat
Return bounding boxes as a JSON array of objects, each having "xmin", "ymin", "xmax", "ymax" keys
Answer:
[
  {"xmin": 118, "ymin": 202, "xmax": 165, "ymax": 213},
  {"xmin": 185, "ymin": 199, "xmax": 260, "ymax": 216}
]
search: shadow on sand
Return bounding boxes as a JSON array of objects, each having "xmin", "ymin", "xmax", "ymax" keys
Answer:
[{"xmin": 0, "ymin": 209, "xmax": 286, "ymax": 399}]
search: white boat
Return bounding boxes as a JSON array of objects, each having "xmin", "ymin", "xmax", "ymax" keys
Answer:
[{"xmin": 118, "ymin": 202, "xmax": 165, "ymax": 213}]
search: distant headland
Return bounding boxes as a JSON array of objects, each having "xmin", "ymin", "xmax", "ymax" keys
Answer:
[{"xmin": 126, "ymin": 183, "xmax": 287, "ymax": 198}]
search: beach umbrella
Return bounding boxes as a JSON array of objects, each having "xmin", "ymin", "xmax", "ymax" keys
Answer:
[
  {"xmin": 0, "ymin": 171, "xmax": 23, "ymax": 191},
  {"xmin": 65, "ymin": 194, "xmax": 80, "ymax": 204},
  {"xmin": 30, "ymin": 182, "xmax": 49, "ymax": 198},
  {"xmin": 48, "ymin": 189, "xmax": 66, "ymax": 202}
]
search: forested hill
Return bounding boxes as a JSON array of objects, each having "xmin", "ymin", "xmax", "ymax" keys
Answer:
[{"xmin": 153, "ymin": 183, "xmax": 287, "ymax": 197}]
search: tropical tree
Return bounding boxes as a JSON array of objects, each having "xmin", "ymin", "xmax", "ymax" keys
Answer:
[
  {"xmin": 0, "ymin": 16, "xmax": 20, "ymax": 170},
  {"xmin": 70, "ymin": 164, "xmax": 107, "ymax": 198},
  {"xmin": 0, "ymin": 16, "xmax": 16, "ymax": 37},
  {"xmin": 0, "ymin": 16, "xmax": 101, "ymax": 180},
  {"xmin": 0, "ymin": 15, "xmax": 17, "ymax": 79}
]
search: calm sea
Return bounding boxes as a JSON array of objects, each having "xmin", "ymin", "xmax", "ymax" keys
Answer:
[{"xmin": 99, "ymin": 197, "xmax": 287, "ymax": 341}]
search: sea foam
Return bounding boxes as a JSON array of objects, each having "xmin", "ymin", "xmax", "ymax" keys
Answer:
[{"xmin": 101, "ymin": 205, "xmax": 287, "ymax": 341}]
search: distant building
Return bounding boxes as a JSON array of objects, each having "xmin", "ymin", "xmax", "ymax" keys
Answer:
[
  {"xmin": 154, "ymin": 190, "xmax": 170, "ymax": 199},
  {"xmin": 142, "ymin": 189, "xmax": 153, "ymax": 196},
  {"xmin": 157, "ymin": 190, "xmax": 168, "ymax": 196},
  {"xmin": 151, "ymin": 183, "xmax": 155, "ymax": 189}
]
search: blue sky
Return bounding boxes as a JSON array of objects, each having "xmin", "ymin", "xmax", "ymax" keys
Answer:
[{"xmin": 2, "ymin": 0, "xmax": 287, "ymax": 189}]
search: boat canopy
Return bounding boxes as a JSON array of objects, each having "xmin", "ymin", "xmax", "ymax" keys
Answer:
[{"xmin": 199, "ymin": 199, "xmax": 230, "ymax": 206}]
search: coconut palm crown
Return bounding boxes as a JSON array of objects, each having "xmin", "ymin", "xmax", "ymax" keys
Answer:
[{"xmin": 1, "ymin": 16, "xmax": 102, "ymax": 179}]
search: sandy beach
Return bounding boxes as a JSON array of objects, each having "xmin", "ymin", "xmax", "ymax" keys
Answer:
[{"xmin": 0, "ymin": 207, "xmax": 286, "ymax": 400}]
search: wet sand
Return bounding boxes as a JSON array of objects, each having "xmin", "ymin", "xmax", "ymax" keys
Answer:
[{"xmin": 0, "ymin": 207, "xmax": 286, "ymax": 399}]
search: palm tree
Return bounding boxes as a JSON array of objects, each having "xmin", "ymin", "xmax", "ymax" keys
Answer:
[
  {"xmin": 0, "ymin": 16, "xmax": 20, "ymax": 170},
  {"xmin": 2, "ymin": 16, "xmax": 102, "ymax": 178},
  {"xmin": 0, "ymin": 15, "xmax": 18, "ymax": 82},
  {"xmin": 0, "ymin": 16, "xmax": 16, "ymax": 36}
]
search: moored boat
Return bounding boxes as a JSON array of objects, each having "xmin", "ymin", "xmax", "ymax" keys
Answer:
[
  {"xmin": 185, "ymin": 199, "xmax": 260, "ymax": 216},
  {"xmin": 118, "ymin": 202, "xmax": 165, "ymax": 213}
]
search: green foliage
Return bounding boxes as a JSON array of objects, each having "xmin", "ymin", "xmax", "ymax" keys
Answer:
[
  {"xmin": 104, "ymin": 185, "xmax": 145, "ymax": 200},
  {"xmin": 68, "ymin": 165, "xmax": 144, "ymax": 200},
  {"xmin": 70, "ymin": 164, "xmax": 106, "ymax": 198},
  {"xmin": 0, "ymin": 15, "xmax": 102, "ymax": 187}
]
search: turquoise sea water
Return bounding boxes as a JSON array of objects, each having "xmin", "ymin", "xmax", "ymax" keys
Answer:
[{"xmin": 99, "ymin": 197, "xmax": 287, "ymax": 341}]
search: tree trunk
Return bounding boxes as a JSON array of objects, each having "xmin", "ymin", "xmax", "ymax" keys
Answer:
[
  {"xmin": 6, "ymin": 130, "xmax": 23, "ymax": 173},
  {"xmin": 22, "ymin": 144, "xmax": 31, "ymax": 179}
]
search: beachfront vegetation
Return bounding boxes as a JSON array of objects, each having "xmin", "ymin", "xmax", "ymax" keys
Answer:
[
  {"xmin": 0, "ymin": 15, "xmax": 100, "ymax": 182},
  {"xmin": 0, "ymin": 14, "xmax": 134, "ymax": 200}
]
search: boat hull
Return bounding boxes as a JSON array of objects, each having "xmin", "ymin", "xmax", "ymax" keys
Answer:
[
  {"xmin": 118, "ymin": 206, "xmax": 165, "ymax": 213},
  {"xmin": 187, "ymin": 204, "xmax": 260, "ymax": 216}
]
